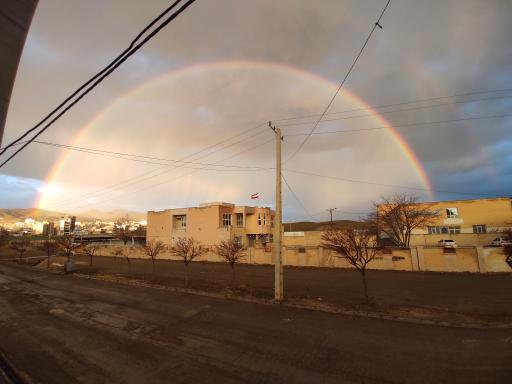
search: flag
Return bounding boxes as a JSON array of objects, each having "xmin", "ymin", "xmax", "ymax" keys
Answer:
[{"xmin": 250, "ymin": 193, "xmax": 259, "ymax": 200}]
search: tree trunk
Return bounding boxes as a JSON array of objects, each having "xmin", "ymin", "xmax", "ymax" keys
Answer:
[
  {"xmin": 152, "ymin": 258, "xmax": 155, "ymax": 274},
  {"xmin": 126, "ymin": 257, "xmax": 131, "ymax": 273},
  {"xmin": 360, "ymin": 269, "xmax": 369, "ymax": 304},
  {"xmin": 47, "ymin": 254, "xmax": 51, "ymax": 268},
  {"xmin": 89, "ymin": 254, "xmax": 93, "ymax": 266},
  {"xmin": 184, "ymin": 264, "xmax": 189, "ymax": 287},
  {"xmin": 231, "ymin": 263, "xmax": 236, "ymax": 286}
]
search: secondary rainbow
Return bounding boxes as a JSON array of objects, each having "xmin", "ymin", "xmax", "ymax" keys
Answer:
[{"xmin": 36, "ymin": 60, "xmax": 434, "ymax": 209}]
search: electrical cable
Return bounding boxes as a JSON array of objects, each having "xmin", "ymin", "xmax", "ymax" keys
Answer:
[
  {"xmin": 286, "ymin": 0, "xmax": 391, "ymax": 162},
  {"xmin": 0, "ymin": 0, "xmax": 197, "ymax": 168},
  {"xmin": 284, "ymin": 169, "xmax": 505, "ymax": 197},
  {"xmin": 281, "ymin": 173, "xmax": 315, "ymax": 220},
  {"xmin": 273, "ymin": 88, "xmax": 512, "ymax": 124},
  {"xmin": 40, "ymin": 123, "xmax": 268, "ymax": 209},
  {"xmin": 284, "ymin": 113, "xmax": 512, "ymax": 137},
  {"xmin": 279, "ymin": 95, "xmax": 512, "ymax": 128},
  {"xmin": 58, "ymin": 136, "xmax": 275, "ymax": 212}
]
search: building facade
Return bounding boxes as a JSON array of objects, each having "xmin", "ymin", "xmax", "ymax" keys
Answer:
[
  {"xmin": 147, "ymin": 202, "xmax": 275, "ymax": 246},
  {"xmin": 408, "ymin": 197, "xmax": 511, "ymax": 246},
  {"xmin": 59, "ymin": 216, "xmax": 76, "ymax": 235}
]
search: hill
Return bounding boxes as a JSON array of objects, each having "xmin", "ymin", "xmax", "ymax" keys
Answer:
[
  {"xmin": 283, "ymin": 219, "xmax": 361, "ymax": 232},
  {"xmin": 0, "ymin": 208, "xmax": 146, "ymax": 223}
]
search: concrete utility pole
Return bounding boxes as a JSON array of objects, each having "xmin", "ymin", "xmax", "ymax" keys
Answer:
[
  {"xmin": 327, "ymin": 208, "xmax": 337, "ymax": 224},
  {"xmin": 269, "ymin": 121, "xmax": 283, "ymax": 301}
]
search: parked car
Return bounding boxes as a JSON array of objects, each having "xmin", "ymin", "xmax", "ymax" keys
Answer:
[
  {"xmin": 491, "ymin": 237, "xmax": 512, "ymax": 246},
  {"xmin": 439, "ymin": 239, "xmax": 457, "ymax": 248}
]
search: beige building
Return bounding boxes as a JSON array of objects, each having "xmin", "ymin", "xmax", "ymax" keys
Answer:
[
  {"xmin": 147, "ymin": 202, "xmax": 275, "ymax": 246},
  {"xmin": 408, "ymin": 197, "xmax": 511, "ymax": 246}
]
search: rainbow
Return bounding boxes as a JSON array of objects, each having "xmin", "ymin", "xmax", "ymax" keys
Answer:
[{"xmin": 36, "ymin": 60, "xmax": 433, "ymax": 209}]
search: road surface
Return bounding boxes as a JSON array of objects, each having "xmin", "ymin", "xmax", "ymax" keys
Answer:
[{"xmin": 0, "ymin": 262, "xmax": 510, "ymax": 383}]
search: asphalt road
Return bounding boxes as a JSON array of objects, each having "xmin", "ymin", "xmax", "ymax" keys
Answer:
[{"xmin": 0, "ymin": 263, "xmax": 511, "ymax": 384}]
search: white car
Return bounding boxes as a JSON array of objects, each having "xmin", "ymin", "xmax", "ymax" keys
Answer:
[
  {"xmin": 491, "ymin": 237, "xmax": 512, "ymax": 246},
  {"xmin": 439, "ymin": 239, "xmax": 457, "ymax": 248}
]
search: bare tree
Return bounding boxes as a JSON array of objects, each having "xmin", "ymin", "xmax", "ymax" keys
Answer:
[
  {"xmin": 143, "ymin": 240, "xmax": 166, "ymax": 274},
  {"xmin": 113, "ymin": 247, "xmax": 134, "ymax": 272},
  {"xmin": 372, "ymin": 193, "xmax": 437, "ymax": 248},
  {"xmin": 504, "ymin": 245, "xmax": 512, "ymax": 269},
  {"xmin": 0, "ymin": 227, "xmax": 8, "ymax": 248},
  {"xmin": 83, "ymin": 244, "xmax": 101, "ymax": 266},
  {"xmin": 112, "ymin": 247, "xmax": 124, "ymax": 262},
  {"xmin": 170, "ymin": 237, "xmax": 207, "ymax": 287},
  {"xmin": 57, "ymin": 236, "xmax": 82, "ymax": 262},
  {"xmin": 115, "ymin": 215, "xmax": 133, "ymax": 245},
  {"xmin": 9, "ymin": 238, "xmax": 31, "ymax": 263},
  {"xmin": 215, "ymin": 239, "xmax": 246, "ymax": 285},
  {"xmin": 38, "ymin": 239, "xmax": 57, "ymax": 268},
  {"xmin": 321, "ymin": 224, "xmax": 380, "ymax": 304},
  {"xmin": 503, "ymin": 228, "xmax": 512, "ymax": 269}
]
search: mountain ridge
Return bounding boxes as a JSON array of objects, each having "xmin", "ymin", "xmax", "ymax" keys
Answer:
[{"xmin": 0, "ymin": 208, "xmax": 147, "ymax": 222}]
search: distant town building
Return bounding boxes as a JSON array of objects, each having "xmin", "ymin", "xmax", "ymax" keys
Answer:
[
  {"xmin": 42, "ymin": 221, "xmax": 56, "ymax": 237},
  {"xmin": 147, "ymin": 202, "xmax": 275, "ymax": 246},
  {"xmin": 59, "ymin": 216, "xmax": 77, "ymax": 235}
]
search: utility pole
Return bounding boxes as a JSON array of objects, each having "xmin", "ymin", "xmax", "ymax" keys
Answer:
[
  {"xmin": 327, "ymin": 208, "xmax": 337, "ymax": 224},
  {"xmin": 269, "ymin": 121, "xmax": 283, "ymax": 301}
]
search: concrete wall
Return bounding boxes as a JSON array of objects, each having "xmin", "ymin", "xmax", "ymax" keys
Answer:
[
  {"xmin": 95, "ymin": 243, "xmax": 511, "ymax": 274},
  {"xmin": 146, "ymin": 210, "xmax": 172, "ymax": 245},
  {"xmin": 410, "ymin": 233, "xmax": 501, "ymax": 247},
  {"xmin": 422, "ymin": 247, "xmax": 480, "ymax": 272}
]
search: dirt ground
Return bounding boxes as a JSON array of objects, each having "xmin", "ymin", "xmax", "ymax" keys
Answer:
[{"xmin": 63, "ymin": 254, "xmax": 512, "ymax": 323}]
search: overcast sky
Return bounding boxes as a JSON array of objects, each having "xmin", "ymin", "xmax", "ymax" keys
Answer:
[{"xmin": 1, "ymin": 0, "xmax": 511, "ymax": 221}]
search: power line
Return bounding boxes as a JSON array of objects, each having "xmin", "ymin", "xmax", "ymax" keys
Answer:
[
  {"xmin": 40, "ymin": 123, "xmax": 272, "ymax": 210},
  {"xmin": 30, "ymin": 140, "xmax": 273, "ymax": 170},
  {"xmin": 33, "ymin": 112, "xmax": 510, "ymax": 210},
  {"xmin": 38, "ymin": 121, "xmax": 267, "ymax": 208},
  {"xmin": 40, "ymin": 123, "xmax": 269, "ymax": 210},
  {"xmin": 284, "ymin": 169, "xmax": 505, "ymax": 197},
  {"xmin": 282, "ymin": 173, "xmax": 314, "ymax": 220},
  {"xmin": 0, "ymin": 0, "xmax": 197, "ymax": 168},
  {"xmin": 286, "ymin": 0, "xmax": 391, "ymax": 162},
  {"xmin": 0, "ymin": 0, "xmax": 186, "ymax": 156},
  {"xmin": 284, "ymin": 113, "xmax": 512, "ymax": 137},
  {"xmin": 279, "ymin": 95, "xmax": 512, "ymax": 128},
  {"xmin": 273, "ymin": 88, "xmax": 512, "ymax": 124},
  {"xmin": 57, "ymin": 136, "xmax": 275, "ymax": 212}
]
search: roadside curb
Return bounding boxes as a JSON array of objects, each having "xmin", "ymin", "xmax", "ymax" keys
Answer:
[{"xmin": 73, "ymin": 273, "xmax": 512, "ymax": 330}]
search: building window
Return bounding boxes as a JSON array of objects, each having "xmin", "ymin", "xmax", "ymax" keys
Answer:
[
  {"xmin": 447, "ymin": 226, "xmax": 461, "ymax": 234},
  {"xmin": 446, "ymin": 207, "xmax": 459, "ymax": 218},
  {"xmin": 263, "ymin": 213, "xmax": 267, "ymax": 226},
  {"xmin": 236, "ymin": 213, "xmax": 243, "ymax": 227},
  {"xmin": 428, "ymin": 226, "xmax": 442, "ymax": 234},
  {"xmin": 258, "ymin": 214, "xmax": 262, "ymax": 226},
  {"xmin": 473, "ymin": 224, "xmax": 487, "ymax": 234},
  {"xmin": 222, "ymin": 213, "xmax": 231, "ymax": 227},
  {"xmin": 174, "ymin": 215, "xmax": 186, "ymax": 229},
  {"xmin": 234, "ymin": 236, "xmax": 242, "ymax": 245}
]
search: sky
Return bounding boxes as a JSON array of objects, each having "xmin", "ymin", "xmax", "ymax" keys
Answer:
[{"xmin": 1, "ymin": 0, "xmax": 511, "ymax": 222}]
